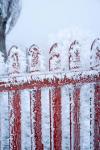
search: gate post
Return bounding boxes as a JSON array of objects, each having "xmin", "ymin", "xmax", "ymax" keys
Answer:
[
  {"xmin": 69, "ymin": 40, "xmax": 81, "ymax": 150},
  {"xmin": 8, "ymin": 46, "xmax": 21, "ymax": 150},
  {"xmin": 28, "ymin": 44, "xmax": 43, "ymax": 150},
  {"xmin": 91, "ymin": 38, "xmax": 100, "ymax": 150},
  {"xmin": 49, "ymin": 43, "xmax": 62, "ymax": 150}
]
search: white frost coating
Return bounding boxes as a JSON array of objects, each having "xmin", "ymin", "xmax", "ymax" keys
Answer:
[
  {"xmin": 8, "ymin": 92, "xmax": 16, "ymax": 150},
  {"xmin": 41, "ymin": 88, "xmax": 50, "ymax": 149},
  {"xmin": 61, "ymin": 86, "xmax": 70, "ymax": 150},
  {"xmin": 7, "ymin": 46, "xmax": 25, "ymax": 74},
  {"xmin": 80, "ymin": 84, "xmax": 94, "ymax": 150},
  {"xmin": 30, "ymin": 89, "xmax": 37, "ymax": 150},
  {"xmin": 27, "ymin": 44, "xmax": 46, "ymax": 72},
  {"xmin": 49, "ymin": 43, "xmax": 61, "ymax": 71},
  {"xmin": 21, "ymin": 90, "xmax": 31, "ymax": 150},
  {"xmin": 28, "ymin": 54, "xmax": 40, "ymax": 72},
  {"xmin": 0, "ymin": 92, "xmax": 9, "ymax": 150},
  {"xmin": 90, "ymin": 39, "xmax": 100, "ymax": 70},
  {"xmin": 50, "ymin": 55, "xmax": 61, "ymax": 71},
  {"xmin": 0, "ymin": 28, "xmax": 99, "ymax": 150},
  {"xmin": 89, "ymin": 84, "xmax": 95, "ymax": 150},
  {"xmin": 68, "ymin": 85, "xmax": 74, "ymax": 150},
  {"xmin": 48, "ymin": 27, "xmax": 96, "ymax": 71}
]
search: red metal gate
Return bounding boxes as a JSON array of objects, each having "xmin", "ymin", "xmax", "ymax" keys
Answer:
[{"xmin": 0, "ymin": 39, "xmax": 100, "ymax": 150}]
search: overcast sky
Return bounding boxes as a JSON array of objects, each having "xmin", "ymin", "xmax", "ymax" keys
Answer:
[{"xmin": 7, "ymin": 0, "xmax": 100, "ymax": 50}]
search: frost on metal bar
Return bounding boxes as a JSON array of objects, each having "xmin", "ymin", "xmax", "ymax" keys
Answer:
[
  {"xmin": 0, "ymin": 70, "xmax": 99, "ymax": 91},
  {"xmin": 94, "ymin": 84, "xmax": 100, "ymax": 149},
  {"xmin": 8, "ymin": 90, "xmax": 21, "ymax": 150},
  {"xmin": 61, "ymin": 86, "xmax": 70, "ymax": 149},
  {"xmin": 69, "ymin": 40, "xmax": 81, "ymax": 70},
  {"xmin": 68, "ymin": 40, "xmax": 81, "ymax": 150},
  {"xmin": 28, "ymin": 44, "xmax": 43, "ymax": 149},
  {"xmin": 0, "ymin": 39, "xmax": 100, "ymax": 150},
  {"xmin": 91, "ymin": 38, "xmax": 100, "ymax": 150},
  {"xmin": 8, "ymin": 46, "xmax": 21, "ymax": 150},
  {"xmin": 49, "ymin": 43, "xmax": 62, "ymax": 150}
]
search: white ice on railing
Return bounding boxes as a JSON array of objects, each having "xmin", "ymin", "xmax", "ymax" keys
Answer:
[
  {"xmin": 48, "ymin": 28, "xmax": 96, "ymax": 71},
  {"xmin": 0, "ymin": 30, "xmax": 99, "ymax": 77},
  {"xmin": 90, "ymin": 38, "xmax": 100, "ymax": 70},
  {"xmin": 27, "ymin": 44, "xmax": 45, "ymax": 72},
  {"xmin": 0, "ymin": 29, "xmax": 100, "ymax": 150},
  {"xmin": 80, "ymin": 84, "xmax": 94, "ymax": 150},
  {"xmin": 7, "ymin": 46, "xmax": 25, "ymax": 75},
  {"xmin": 49, "ymin": 42, "xmax": 61, "ymax": 71}
]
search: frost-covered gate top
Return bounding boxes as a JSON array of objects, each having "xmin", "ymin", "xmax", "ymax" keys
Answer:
[{"xmin": 0, "ymin": 38, "xmax": 100, "ymax": 150}]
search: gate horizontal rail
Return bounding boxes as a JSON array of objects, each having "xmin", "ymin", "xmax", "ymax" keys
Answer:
[{"xmin": 0, "ymin": 70, "xmax": 100, "ymax": 91}]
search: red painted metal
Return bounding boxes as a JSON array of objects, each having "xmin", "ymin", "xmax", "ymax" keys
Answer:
[
  {"xmin": 69, "ymin": 91, "xmax": 72, "ymax": 150},
  {"xmin": 52, "ymin": 87, "xmax": 62, "ymax": 150},
  {"xmin": 8, "ymin": 46, "xmax": 21, "ymax": 150},
  {"xmin": 9, "ymin": 90, "xmax": 21, "ymax": 150},
  {"xmin": 49, "ymin": 90, "xmax": 52, "ymax": 150},
  {"xmin": 28, "ymin": 45, "xmax": 43, "ymax": 149},
  {"xmin": 8, "ymin": 46, "xmax": 20, "ymax": 74},
  {"xmin": 49, "ymin": 43, "xmax": 61, "ymax": 71},
  {"xmin": 28, "ymin": 44, "xmax": 40, "ymax": 72},
  {"xmin": 0, "ymin": 71, "xmax": 99, "ymax": 92},
  {"xmin": 69, "ymin": 41, "xmax": 81, "ymax": 150},
  {"xmin": 30, "ymin": 89, "xmax": 43, "ymax": 150},
  {"xmin": 90, "ymin": 38, "xmax": 100, "ymax": 69},
  {"xmin": 69, "ymin": 86, "xmax": 81, "ymax": 150},
  {"xmin": 0, "ymin": 40, "xmax": 100, "ymax": 149},
  {"xmin": 73, "ymin": 86, "xmax": 80, "ymax": 150},
  {"xmin": 69, "ymin": 40, "xmax": 81, "ymax": 70},
  {"xmin": 91, "ymin": 38, "xmax": 100, "ymax": 150},
  {"xmin": 49, "ymin": 43, "xmax": 62, "ymax": 150},
  {"xmin": 94, "ymin": 84, "xmax": 100, "ymax": 150}
]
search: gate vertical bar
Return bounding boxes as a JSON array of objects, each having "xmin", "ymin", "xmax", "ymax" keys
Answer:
[
  {"xmin": 69, "ymin": 40, "xmax": 81, "ymax": 150},
  {"xmin": 28, "ymin": 44, "xmax": 43, "ymax": 150},
  {"xmin": 30, "ymin": 88, "xmax": 42, "ymax": 150},
  {"xmin": 49, "ymin": 43, "xmax": 62, "ymax": 150},
  {"xmin": 8, "ymin": 46, "xmax": 21, "ymax": 150},
  {"xmin": 8, "ymin": 90, "xmax": 21, "ymax": 150},
  {"xmin": 52, "ymin": 87, "xmax": 62, "ymax": 150},
  {"xmin": 94, "ymin": 84, "xmax": 100, "ymax": 150},
  {"xmin": 73, "ymin": 87, "xmax": 80, "ymax": 150},
  {"xmin": 91, "ymin": 38, "xmax": 100, "ymax": 150}
]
